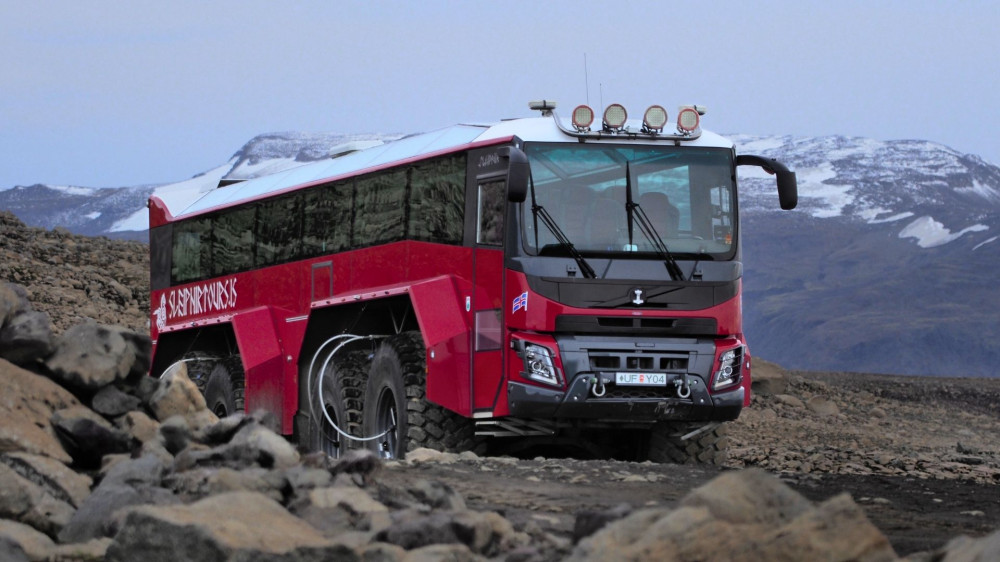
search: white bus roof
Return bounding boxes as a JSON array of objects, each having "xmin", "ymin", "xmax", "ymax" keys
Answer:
[{"xmin": 173, "ymin": 116, "xmax": 735, "ymax": 220}]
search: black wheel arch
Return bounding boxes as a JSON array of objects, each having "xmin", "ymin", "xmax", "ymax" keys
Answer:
[{"xmin": 151, "ymin": 324, "xmax": 239, "ymax": 379}]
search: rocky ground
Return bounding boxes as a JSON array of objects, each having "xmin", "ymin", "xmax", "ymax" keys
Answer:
[
  {"xmin": 1, "ymin": 211, "xmax": 999, "ymax": 560},
  {"xmin": 0, "ymin": 212, "xmax": 148, "ymax": 334}
]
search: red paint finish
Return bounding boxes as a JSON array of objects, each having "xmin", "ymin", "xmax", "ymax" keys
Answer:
[
  {"xmin": 230, "ymin": 307, "xmax": 288, "ymax": 427},
  {"xmin": 410, "ymin": 276, "xmax": 472, "ymax": 416},
  {"xmin": 472, "ymin": 247, "xmax": 504, "ymax": 413},
  {"xmin": 148, "ymin": 196, "xmax": 172, "ymax": 229},
  {"xmin": 150, "ymin": 240, "xmax": 481, "ymax": 431}
]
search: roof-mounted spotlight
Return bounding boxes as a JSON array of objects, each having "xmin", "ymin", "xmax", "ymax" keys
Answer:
[
  {"xmin": 642, "ymin": 105, "xmax": 668, "ymax": 133},
  {"xmin": 602, "ymin": 103, "xmax": 628, "ymax": 132},
  {"xmin": 571, "ymin": 105, "xmax": 594, "ymax": 131},
  {"xmin": 529, "ymin": 100, "xmax": 557, "ymax": 116},
  {"xmin": 677, "ymin": 106, "xmax": 701, "ymax": 134}
]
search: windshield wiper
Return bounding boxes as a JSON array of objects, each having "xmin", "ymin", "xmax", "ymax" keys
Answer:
[
  {"xmin": 528, "ymin": 171, "xmax": 596, "ymax": 279},
  {"xmin": 625, "ymin": 162, "xmax": 685, "ymax": 281}
]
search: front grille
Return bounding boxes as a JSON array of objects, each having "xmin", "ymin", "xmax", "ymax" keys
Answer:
[
  {"xmin": 589, "ymin": 352, "xmax": 688, "ymax": 372},
  {"xmin": 555, "ymin": 315, "xmax": 718, "ymax": 336}
]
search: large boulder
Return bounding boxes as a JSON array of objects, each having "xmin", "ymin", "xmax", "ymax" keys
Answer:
[
  {"xmin": 0, "ymin": 359, "xmax": 81, "ymax": 464},
  {"xmin": 104, "ymin": 491, "xmax": 354, "ymax": 562},
  {"xmin": 290, "ymin": 486, "xmax": 392, "ymax": 538},
  {"xmin": 0, "ymin": 283, "xmax": 30, "ymax": 328},
  {"xmin": 0, "ymin": 519, "xmax": 55, "ymax": 561},
  {"xmin": 928, "ymin": 528, "xmax": 1000, "ymax": 561},
  {"xmin": 0, "ymin": 310, "xmax": 53, "ymax": 367},
  {"xmin": 44, "ymin": 324, "xmax": 150, "ymax": 393},
  {"xmin": 375, "ymin": 508, "xmax": 521, "ymax": 557},
  {"xmin": 59, "ymin": 454, "xmax": 179, "ymax": 544},
  {"xmin": 0, "ymin": 462, "xmax": 76, "ymax": 539},
  {"xmin": 147, "ymin": 365, "xmax": 208, "ymax": 422},
  {"xmin": 1, "ymin": 452, "xmax": 93, "ymax": 509},
  {"xmin": 569, "ymin": 468, "xmax": 897, "ymax": 562},
  {"xmin": 51, "ymin": 406, "xmax": 133, "ymax": 469}
]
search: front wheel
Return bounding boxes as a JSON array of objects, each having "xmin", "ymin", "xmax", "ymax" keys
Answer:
[
  {"xmin": 646, "ymin": 421, "xmax": 729, "ymax": 465},
  {"xmin": 362, "ymin": 335, "xmax": 415, "ymax": 459},
  {"xmin": 362, "ymin": 332, "xmax": 482, "ymax": 460},
  {"xmin": 203, "ymin": 357, "xmax": 245, "ymax": 418}
]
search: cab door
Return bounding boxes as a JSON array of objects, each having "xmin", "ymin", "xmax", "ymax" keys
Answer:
[{"xmin": 468, "ymin": 149, "xmax": 509, "ymax": 417}]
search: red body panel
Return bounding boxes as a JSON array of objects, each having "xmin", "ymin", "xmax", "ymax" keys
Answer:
[
  {"xmin": 472, "ymin": 248, "xmax": 504, "ymax": 413},
  {"xmin": 152, "ymin": 241, "xmax": 484, "ymax": 430},
  {"xmin": 230, "ymin": 307, "xmax": 290, "ymax": 420}
]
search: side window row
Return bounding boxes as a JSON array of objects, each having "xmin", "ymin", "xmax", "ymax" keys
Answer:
[{"xmin": 171, "ymin": 153, "xmax": 467, "ymax": 285}]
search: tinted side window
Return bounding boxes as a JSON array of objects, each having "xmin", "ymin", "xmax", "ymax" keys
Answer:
[
  {"xmin": 212, "ymin": 206, "xmax": 255, "ymax": 276},
  {"xmin": 303, "ymin": 180, "xmax": 352, "ymax": 255},
  {"xmin": 172, "ymin": 217, "xmax": 211, "ymax": 284},
  {"xmin": 477, "ymin": 179, "xmax": 506, "ymax": 245},
  {"xmin": 355, "ymin": 170, "xmax": 406, "ymax": 247},
  {"xmin": 257, "ymin": 193, "xmax": 302, "ymax": 266},
  {"xmin": 409, "ymin": 154, "xmax": 466, "ymax": 244}
]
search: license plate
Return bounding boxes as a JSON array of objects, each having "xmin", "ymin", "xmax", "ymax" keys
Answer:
[{"xmin": 615, "ymin": 372, "xmax": 667, "ymax": 386}]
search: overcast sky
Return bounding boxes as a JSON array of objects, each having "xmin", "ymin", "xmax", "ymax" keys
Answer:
[{"xmin": 3, "ymin": 1, "xmax": 998, "ymax": 188}]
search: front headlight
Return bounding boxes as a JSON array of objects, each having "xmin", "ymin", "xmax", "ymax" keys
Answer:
[
  {"xmin": 520, "ymin": 343, "xmax": 561, "ymax": 386},
  {"xmin": 712, "ymin": 346, "xmax": 743, "ymax": 391}
]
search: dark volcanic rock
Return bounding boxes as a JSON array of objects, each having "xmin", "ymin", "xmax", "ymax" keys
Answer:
[{"xmin": 45, "ymin": 323, "xmax": 147, "ymax": 393}]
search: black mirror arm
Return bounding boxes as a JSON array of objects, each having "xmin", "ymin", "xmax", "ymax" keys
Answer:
[{"xmin": 737, "ymin": 154, "xmax": 798, "ymax": 210}]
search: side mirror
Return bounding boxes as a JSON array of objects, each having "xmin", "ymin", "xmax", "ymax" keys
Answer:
[
  {"xmin": 736, "ymin": 154, "xmax": 797, "ymax": 210},
  {"xmin": 501, "ymin": 146, "xmax": 530, "ymax": 203}
]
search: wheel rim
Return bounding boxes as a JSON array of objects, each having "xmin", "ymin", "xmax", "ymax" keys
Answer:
[
  {"xmin": 374, "ymin": 387, "xmax": 399, "ymax": 459},
  {"xmin": 212, "ymin": 401, "xmax": 229, "ymax": 418}
]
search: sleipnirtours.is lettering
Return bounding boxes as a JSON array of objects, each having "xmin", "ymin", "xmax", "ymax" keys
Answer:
[{"xmin": 168, "ymin": 278, "xmax": 238, "ymax": 319}]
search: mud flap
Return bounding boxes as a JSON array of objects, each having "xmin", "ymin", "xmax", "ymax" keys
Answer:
[{"xmin": 231, "ymin": 307, "xmax": 290, "ymax": 432}]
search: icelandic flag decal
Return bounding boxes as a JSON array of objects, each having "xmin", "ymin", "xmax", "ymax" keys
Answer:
[{"xmin": 512, "ymin": 291, "xmax": 528, "ymax": 313}]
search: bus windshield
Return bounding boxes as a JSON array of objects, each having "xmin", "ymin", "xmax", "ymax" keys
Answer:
[{"xmin": 521, "ymin": 143, "xmax": 736, "ymax": 260}]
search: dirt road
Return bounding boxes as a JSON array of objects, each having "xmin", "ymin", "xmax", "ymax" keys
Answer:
[{"xmin": 382, "ymin": 365, "xmax": 1000, "ymax": 558}]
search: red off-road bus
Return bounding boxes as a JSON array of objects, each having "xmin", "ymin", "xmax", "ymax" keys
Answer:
[{"xmin": 148, "ymin": 101, "xmax": 796, "ymax": 463}]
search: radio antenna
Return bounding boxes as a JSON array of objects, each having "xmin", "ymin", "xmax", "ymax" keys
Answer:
[{"xmin": 584, "ymin": 53, "xmax": 590, "ymax": 105}]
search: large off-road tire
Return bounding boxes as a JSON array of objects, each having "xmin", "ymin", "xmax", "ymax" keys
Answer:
[
  {"xmin": 302, "ymin": 350, "xmax": 368, "ymax": 459},
  {"xmin": 646, "ymin": 421, "xmax": 729, "ymax": 465},
  {"xmin": 362, "ymin": 332, "xmax": 481, "ymax": 460},
  {"xmin": 203, "ymin": 357, "xmax": 245, "ymax": 418}
]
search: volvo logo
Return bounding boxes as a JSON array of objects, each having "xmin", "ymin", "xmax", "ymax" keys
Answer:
[{"xmin": 631, "ymin": 288, "xmax": 645, "ymax": 306}]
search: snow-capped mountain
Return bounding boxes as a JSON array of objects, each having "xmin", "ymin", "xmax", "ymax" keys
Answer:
[
  {"xmin": 0, "ymin": 132, "xmax": 403, "ymax": 239},
  {"xmin": 731, "ymin": 135, "xmax": 1000, "ymax": 377},
  {"xmin": 2, "ymin": 131, "xmax": 998, "ymax": 377}
]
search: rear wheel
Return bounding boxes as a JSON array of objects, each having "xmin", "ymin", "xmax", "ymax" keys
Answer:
[
  {"xmin": 203, "ymin": 357, "xmax": 245, "ymax": 418},
  {"xmin": 646, "ymin": 421, "xmax": 729, "ymax": 465},
  {"xmin": 362, "ymin": 332, "xmax": 481, "ymax": 460}
]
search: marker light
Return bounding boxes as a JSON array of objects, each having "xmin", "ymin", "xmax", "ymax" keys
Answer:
[
  {"xmin": 602, "ymin": 103, "xmax": 628, "ymax": 130},
  {"xmin": 677, "ymin": 107, "xmax": 700, "ymax": 133},
  {"xmin": 572, "ymin": 105, "xmax": 595, "ymax": 131},
  {"xmin": 642, "ymin": 105, "xmax": 668, "ymax": 132}
]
